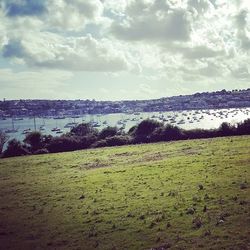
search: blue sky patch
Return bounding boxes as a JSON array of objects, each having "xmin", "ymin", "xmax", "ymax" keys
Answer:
[
  {"xmin": 2, "ymin": 40, "xmax": 26, "ymax": 58},
  {"xmin": 4, "ymin": 0, "xmax": 47, "ymax": 17}
]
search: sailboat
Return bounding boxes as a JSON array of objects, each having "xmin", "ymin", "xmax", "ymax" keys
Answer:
[
  {"xmin": 64, "ymin": 117, "xmax": 78, "ymax": 128},
  {"xmin": 22, "ymin": 128, "xmax": 31, "ymax": 134},
  {"xmin": 51, "ymin": 119, "xmax": 63, "ymax": 133},
  {"xmin": 51, "ymin": 127, "xmax": 61, "ymax": 132},
  {"xmin": 39, "ymin": 118, "xmax": 46, "ymax": 131},
  {"xmin": 5, "ymin": 118, "xmax": 18, "ymax": 133}
]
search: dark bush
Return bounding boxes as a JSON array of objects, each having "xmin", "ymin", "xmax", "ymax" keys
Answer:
[
  {"xmin": 150, "ymin": 127, "xmax": 165, "ymax": 142},
  {"xmin": 34, "ymin": 148, "xmax": 49, "ymax": 155},
  {"xmin": 161, "ymin": 124, "xmax": 184, "ymax": 141},
  {"xmin": 217, "ymin": 122, "xmax": 236, "ymax": 137},
  {"xmin": 149, "ymin": 124, "xmax": 184, "ymax": 142},
  {"xmin": 166, "ymin": 124, "xmax": 183, "ymax": 140},
  {"xmin": 3, "ymin": 139, "xmax": 30, "ymax": 158},
  {"xmin": 91, "ymin": 139, "xmax": 108, "ymax": 148},
  {"xmin": 46, "ymin": 136, "xmax": 81, "ymax": 153},
  {"xmin": 98, "ymin": 126, "xmax": 119, "ymax": 139},
  {"xmin": 134, "ymin": 119, "xmax": 163, "ymax": 143},
  {"xmin": 42, "ymin": 134, "xmax": 53, "ymax": 144},
  {"xmin": 128, "ymin": 125, "xmax": 137, "ymax": 135},
  {"xmin": 24, "ymin": 131, "xmax": 43, "ymax": 152},
  {"xmin": 184, "ymin": 128, "xmax": 217, "ymax": 139},
  {"xmin": 236, "ymin": 119, "xmax": 250, "ymax": 135},
  {"xmin": 70, "ymin": 123, "xmax": 98, "ymax": 137},
  {"xmin": 79, "ymin": 134, "xmax": 98, "ymax": 149},
  {"xmin": 106, "ymin": 135, "xmax": 131, "ymax": 146}
]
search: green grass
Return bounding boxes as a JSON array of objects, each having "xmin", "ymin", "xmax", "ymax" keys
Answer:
[{"xmin": 0, "ymin": 136, "xmax": 249, "ymax": 250}]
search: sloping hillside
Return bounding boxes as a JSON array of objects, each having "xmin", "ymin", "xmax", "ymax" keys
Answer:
[{"xmin": 0, "ymin": 136, "xmax": 249, "ymax": 250}]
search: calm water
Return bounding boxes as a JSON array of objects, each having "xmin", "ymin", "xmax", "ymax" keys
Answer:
[{"xmin": 0, "ymin": 108, "xmax": 249, "ymax": 144}]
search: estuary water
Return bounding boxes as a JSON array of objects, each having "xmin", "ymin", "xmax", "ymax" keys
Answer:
[{"xmin": 0, "ymin": 107, "xmax": 249, "ymax": 144}]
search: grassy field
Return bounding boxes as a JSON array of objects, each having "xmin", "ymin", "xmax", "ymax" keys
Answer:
[{"xmin": 0, "ymin": 136, "xmax": 249, "ymax": 250}]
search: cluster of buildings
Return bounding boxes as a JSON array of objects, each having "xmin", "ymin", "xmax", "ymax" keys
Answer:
[{"xmin": 0, "ymin": 89, "xmax": 250, "ymax": 118}]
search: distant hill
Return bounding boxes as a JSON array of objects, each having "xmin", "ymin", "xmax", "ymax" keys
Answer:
[{"xmin": 0, "ymin": 88, "xmax": 250, "ymax": 117}]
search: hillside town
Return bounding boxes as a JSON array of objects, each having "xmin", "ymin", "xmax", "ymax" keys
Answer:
[{"xmin": 0, "ymin": 89, "xmax": 250, "ymax": 118}]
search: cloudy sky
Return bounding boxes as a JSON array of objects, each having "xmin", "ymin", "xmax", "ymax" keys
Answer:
[{"xmin": 0, "ymin": 0, "xmax": 250, "ymax": 100}]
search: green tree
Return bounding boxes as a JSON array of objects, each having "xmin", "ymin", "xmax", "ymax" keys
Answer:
[
  {"xmin": 237, "ymin": 119, "xmax": 250, "ymax": 135},
  {"xmin": 218, "ymin": 122, "xmax": 235, "ymax": 136},
  {"xmin": 24, "ymin": 131, "xmax": 43, "ymax": 152},
  {"xmin": 70, "ymin": 123, "xmax": 98, "ymax": 137},
  {"xmin": 3, "ymin": 139, "xmax": 30, "ymax": 158},
  {"xmin": 98, "ymin": 126, "xmax": 118, "ymax": 139},
  {"xmin": 134, "ymin": 119, "xmax": 163, "ymax": 143}
]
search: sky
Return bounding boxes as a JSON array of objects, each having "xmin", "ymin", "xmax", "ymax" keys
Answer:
[{"xmin": 0, "ymin": 0, "xmax": 250, "ymax": 101}]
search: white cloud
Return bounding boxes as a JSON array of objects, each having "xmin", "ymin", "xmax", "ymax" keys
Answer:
[
  {"xmin": 235, "ymin": 9, "xmax": 250, "ymax": 50},
  {"xmin": 46, "ymin": 0, "xmax": 104, "ymax": 31},
  {"xmin": 0, "ymin": 0, "xmax": 250, "ymax": 100},
  {"xmin": 2, "ymin": 31, "xmax": 130, "ymax": 72},
  {"xmin": 189, "ymin": 0, "xmax": 207, "ymax": 12},
  {"xmin": 111, "ymin": 0, "xmax": 192, "ymax": 42}
]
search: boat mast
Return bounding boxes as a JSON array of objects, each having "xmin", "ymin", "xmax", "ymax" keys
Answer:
[
  {"xmin": 12, "ymin": 118, "xmax": 14, "ymax": 130},
  {"xmin": 33, "ymin": 117, "xmax": 37, "ymax": 131}
]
